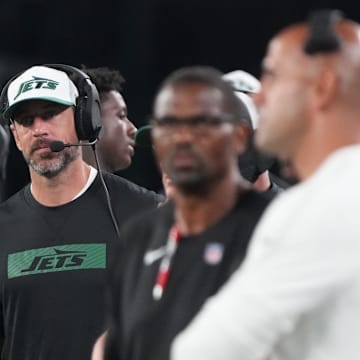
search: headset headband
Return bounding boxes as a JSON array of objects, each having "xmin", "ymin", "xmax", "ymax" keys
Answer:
[
  {"xmin": 304, "ymin": 9, "xmax": 343, "ymax": 55},
  {"xmin": 0, "ymin": 64, "xmax": 102, "ymax": 141}
]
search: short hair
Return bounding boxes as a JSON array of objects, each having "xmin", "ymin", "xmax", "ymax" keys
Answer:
[
  {"xmin": 157, "ymin": 66, "xmax": 252, "ymax": 127},
  {"xmin": 81, "ymin": 66, "xmax": 126, "ymax": 101}
]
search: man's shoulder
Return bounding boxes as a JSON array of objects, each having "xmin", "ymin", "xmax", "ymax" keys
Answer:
[
  {"xmin": 110, "ymin": 201, "xmax": 174, "ymax": 260},
  {"xmin": 101, "ymin": 172, "xmax": 164, "ymax": 204},
  {"xmin": 249, "ymin": 183, "xmax": 307, "ymax": 240},
  {"xmin": 0, "ymin": 187, "xmax": 26, "ymax": 214},
  {"xmin": 122, "ymin": 200, "xmax": 173, "ymax": 236}
]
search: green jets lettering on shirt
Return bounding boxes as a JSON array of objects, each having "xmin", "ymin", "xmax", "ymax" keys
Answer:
[
  {"xmin": 14, "ymin": 76, "xmax": 60, "ymax": 100},
  {"xmin": 7, "ymin": 244, "xmax": 106, "ymax": 279}
]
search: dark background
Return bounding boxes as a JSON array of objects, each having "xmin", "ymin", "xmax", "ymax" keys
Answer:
[{"xmin": 1, "ymin": 0, "xmax": 359, "ymax": 194}]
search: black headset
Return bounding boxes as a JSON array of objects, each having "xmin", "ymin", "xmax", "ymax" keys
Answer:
[
  {"xmin": 304, "ymin": 9, "xmax": 343, "ymax": 55},
  {"xmin": 0, "ymin": 64, "xmax": 102, "ymax": 142}
]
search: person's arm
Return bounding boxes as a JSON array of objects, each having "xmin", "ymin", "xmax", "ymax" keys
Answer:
[
  {"xmin": 171, "ymin": 197, "xmax": 360, "ymax": 360},
  {"xmin": 91, "ymin": 331, "xmax": 107, "ymax": 360}
]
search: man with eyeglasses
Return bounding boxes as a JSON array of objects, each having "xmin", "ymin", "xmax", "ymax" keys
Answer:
[{"xmin": 93, "ymin": 66, "xmax": 274, "ymax": 360}]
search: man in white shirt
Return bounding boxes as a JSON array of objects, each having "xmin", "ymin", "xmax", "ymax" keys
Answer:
[{"xmin": 172, "ymin": 9, "xmax": 360, "ymax": 360}]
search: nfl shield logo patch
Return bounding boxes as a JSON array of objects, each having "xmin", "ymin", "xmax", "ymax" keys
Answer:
[{"xmin": 203, "ymin": 243, "xmax": 224, "ymax": 265}]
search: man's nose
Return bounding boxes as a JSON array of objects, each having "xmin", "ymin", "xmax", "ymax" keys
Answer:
[
  {"xmin": 31, "ymin": 116, "xmax": 49, "ymax": 136},
  {"xmin": 252, "ymin": 89, "xmax": 263, "ymax": 108},
  {"xmin": 126, "ymin": 119, "xmax": 137, "ymax": 138},
  {"xmin": 171, "ymin": 124, "xmax": 196, "ymax": 142}
]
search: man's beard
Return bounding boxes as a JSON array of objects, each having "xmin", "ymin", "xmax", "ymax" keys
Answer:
[
  {"xmin": 164, "ymin": 147, "xmax": 223, "ymax": 196},
  {"xmin": 168, "ymin": 166, "xmax": 209, "ymax": 195},
  {"xmin": 25, "ymin": 147, "xmax": 79, "ymax": 178}
]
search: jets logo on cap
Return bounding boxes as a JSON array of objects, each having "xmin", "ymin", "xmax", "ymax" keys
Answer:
[{"xmin": 14, "ymin": 76, "xmax": 60, "ymax": 100}]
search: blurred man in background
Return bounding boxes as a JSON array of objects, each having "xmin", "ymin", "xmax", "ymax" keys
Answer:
[
  {"xmin": 93, "ymin": 66, "xmax": 273, "ymax": 360},
  {"xmin": 223, "ymin": 69, "xmax": 289, "ymax": 193},
  {"xmin": 172, "ymin": 10, "xmax": 360, "ymax": 360}
]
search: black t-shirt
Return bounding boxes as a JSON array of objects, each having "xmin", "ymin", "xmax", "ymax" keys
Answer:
[
  {"xmin": 106, "ymin": 189, "xmax": 273, "ymax": 360},
  {"xmin": 0, "ymin": 172, "xmax": 162, "ymax": 360}
]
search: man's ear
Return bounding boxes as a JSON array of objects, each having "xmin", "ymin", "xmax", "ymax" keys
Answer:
[
  {"xmin": 312, "ymin": 67, "xmax": 338, "ymax": 111},
  {"xmin": 9, "ymin": 122, "xmax": 23, "ymax": 152},
  {"xmin": 233, "ymin": 123, "xmax": 251, "ymax": 156}
]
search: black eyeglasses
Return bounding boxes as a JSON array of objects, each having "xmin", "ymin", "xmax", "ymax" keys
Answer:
[{"xmin": 150, "ymin": 114, "xmax": 235, "ymax": 134}]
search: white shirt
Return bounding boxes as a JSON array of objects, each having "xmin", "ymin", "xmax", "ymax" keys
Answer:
[
  {"xmin": 172, "ymin": 145, "xmax": 360, "ymax": 360},
  {"xmin": 72, "ymin": 166, "xmax": 97, "ymax": 200}
]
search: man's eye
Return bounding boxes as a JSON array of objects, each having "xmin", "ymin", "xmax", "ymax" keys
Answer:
[
  {"xmin": 190, "ymin": 117, "xmax": 206, "ymax": 126},
  {"xmin": 41, "ymin": 111, "xmax": 57, "ymax": 120},
  {"xmin": 190, "ymin": 116, "xmax": 222, "ymax": 127},
  {"xmin": 17, "ymin": 116, "xmax": 34, "ymax": 127},
  {"xmin": 163, "ymin": 119, "xmax": 177, "ymax": 127}
]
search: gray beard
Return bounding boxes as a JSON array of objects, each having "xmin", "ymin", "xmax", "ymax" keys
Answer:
[{"xmin": 26, "ymin": 148, "xmax": 79, "ymax": 179}]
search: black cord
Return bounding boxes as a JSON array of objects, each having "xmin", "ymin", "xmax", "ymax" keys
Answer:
[{"xmin": 91, "ymin": 144, "xmax": 121, "ymax": 240}]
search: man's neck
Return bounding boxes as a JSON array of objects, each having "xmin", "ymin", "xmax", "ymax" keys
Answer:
[
  {"xmin": 293, "ymin": 111, "xmax": 360, "ymax": 181},
  {"xmin": 173, "ymin": 174, "xmax": 250, "ymax": 236},
  {"xmin": 30, "ymin": 159, "xmax": 92, "ymax": 206},
  {"xmin": 82, "ymin": 146, "xmax": 96, "ymax": 166}
]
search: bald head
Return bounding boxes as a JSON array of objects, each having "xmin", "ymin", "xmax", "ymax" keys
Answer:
[
  {"xmin": 274, "ymin": 18, "xmax": 360, "ymax": 107},
  {"xmin": 254, "ymin": 11, "xmax": 360, "ymax": 180}
]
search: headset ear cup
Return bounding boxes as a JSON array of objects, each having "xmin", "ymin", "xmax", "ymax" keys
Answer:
[
  {"xmin": 74, "ymin": 96, "xmax": 86, "ymax": 141},
  {"xmin": 0, "ymin": 72, "xmax": 20, "ymax": 125},
  {"xmin": 82, "ymin": 78, "xmax": 102, "ymax": 141},
  {"xmin": 1, "ymin": 64, "xmax": 102, "ymax": 141},
  {"xmin": 43, "ymin": 64, "xmax": 102, "ymax": 141}
]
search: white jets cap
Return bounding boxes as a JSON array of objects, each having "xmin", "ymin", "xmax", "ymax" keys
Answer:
[{"xmin": 4, "ymin": 65, "xmax": 79, "ymax": 119}]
